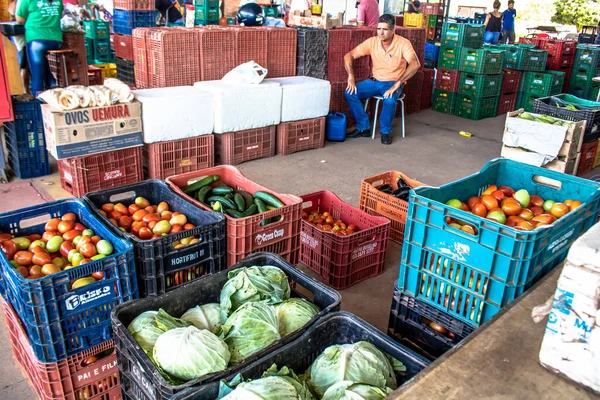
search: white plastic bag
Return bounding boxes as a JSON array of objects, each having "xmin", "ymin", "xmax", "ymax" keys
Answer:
[{"xmin": 221, "ymin": 61, "xmax": 268, "ymax": 85}]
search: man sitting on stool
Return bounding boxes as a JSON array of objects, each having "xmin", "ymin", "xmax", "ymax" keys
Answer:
[{"xmin": 344, "ymin": 14, "xmax": 420, "ymax": 145}]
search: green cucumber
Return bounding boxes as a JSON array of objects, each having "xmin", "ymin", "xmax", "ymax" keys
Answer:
[
  {"xmin": 224, "ymin": 208, "xmax": 245, "ymax": 218},
  {"xmin": 266, "ymin": 205, "xmax": 282, "ymax": 222},
  {"xmin": 254, "ymin": 191, "xmax": 284, "ymax": 208},
  {"xmin": 237, "ymin": 190, "xmax": 254, "ymax": 210},
  {"xmin": 254, "ymin": 198, "xmax": 267, "ymax": 214},
  {"xmin": 234, "ymin": 193, "xmax": 245, "ymax": 212},
  {"xmin": 182, "ymin": 175, "xmax": 219, "ymax": 194},
  {"xmin": 212, "ymin": 186, "xmax": 234, "ymax": 195},
  {"xmin": 242, "ymin": 204, "xmax": 258, "ymax": 217},
  {"xmin": 197, "ymin": 186, "xmax": 212, "ymax": 204},
  {"xmin": 225, "ymin": 193, "xmax": 233, "ymax": 200},
  {"xmin": 207, "ymin": 196, "xmax": 236, "ymax": 210}
]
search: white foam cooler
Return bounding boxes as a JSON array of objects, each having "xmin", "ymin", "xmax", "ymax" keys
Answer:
[
  {"xmin": 193, "ymin": 80, "xmax": 282, "ymax": 133},
  {"xmin": 132, "ymin": 87, "xmax": 215, "ymax": 143},
  {"xmin": 265, "ymin": 76, "xmax": 331, "ymax": 122}
]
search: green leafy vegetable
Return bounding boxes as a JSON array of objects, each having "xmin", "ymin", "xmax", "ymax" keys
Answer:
[
  {"xmin": 155, "ymin": 308, "xmax": 192, "ymax": 332},
  {"xmin": 274, "ymin": 298, "xmax": 320, "ymax": 336},
  {"xmin": 127, "ymin": 311, "xmax": 164, "ymax": 353},
  {"xmin": 181, "ymin": 303, "xmax": 221, "ymax": 332},
  {"xmin": 321, "ymin": 381, "xmax": 392, "ymax": 400}
]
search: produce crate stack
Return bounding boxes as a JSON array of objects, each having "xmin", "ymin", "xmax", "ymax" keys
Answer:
[
  {"xmin": 420, "ymin": 2, "xmax": 444, "ymax": 40},
  {"xmin": 568, "ymin": 44, "xmax": 600, "ymax": 101},
  {"xmin": 517, "ymin": 70, "xmax": 564, "ymax": 112},
  {"xmin": 113, "ymin": 8, "xmax": 157, "ymax": 35},
  {"xmin": 389, "ymin": 159, "xmax": 600, "ymax": 360},
  {"xmin": 0, "ymin": 198, "xmax": 140, "ymax": 398},
  {"xmin": 195, "ymin": 0, "xmax": 219, "ymax": 25},
  {"xmin": 536, "ymin": 38, "xmax": 577, "ymax": 94},
  {"xmin": 396, "ymin": 27, "xmax": 427, "ymax": 70},
  {"xmin": 424, "ymin": 42, "xmax": 439, "ymax": 69},
  {"xmin": 403, "ymin": 70, "xmax": 424, "ymax": 115},
  {"xmin": 296, "ymin": 27, "xmax": 328, "ymax": 80},
  {"xmin": 83, "ymin": 20, "xmax": 115, "ymax": 65},
  {"xmin": 47, "ymin": 50, "xmax": 86, "ymax": 87},
  {"xmin": 113, "ymin": 33, "xmax": 135, "ymax": 85},
  {"xmin": 420, "ymin": 68, "xmax": 435, "ymax": 110},
  {"xmin": 60, "ymin": 33, "xmax": 89, "ymax": 86},
  {"xmin": 432, "ymin": 68, "xmax": 459, "ymax": 114},
  {"xmin": 497, "ymin": 68, "xmax": 521, "ymax": 116}
]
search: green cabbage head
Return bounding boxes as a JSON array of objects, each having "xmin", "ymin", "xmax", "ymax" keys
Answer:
[
  {"xmin": 181, "ymin": 303, "xmax": 221, "ymax": 332},
  {"xmin": 221, "ymin": 302, "xmax": 281, "ymax": 363},
  {"xmin": 321, "ymin": 381, "xmax": 392, "ymax": 400},
  {"xmin": 153, "ymin": 326, "xmax": 230, "ymax": 381},
  {"xmin": 220, "ymin": 265, "xmax": 291, "ymax": 321},
  {"xmin": 127, "ymin": 311, "xmax": 164, "ymax": 353},
  {"xmin": 308, "ymin": 341, "xmax": 403, "ymax": 397},
  {"xmin": 274, "ymin": 298, "xmax": 320, "ymax": 336}
]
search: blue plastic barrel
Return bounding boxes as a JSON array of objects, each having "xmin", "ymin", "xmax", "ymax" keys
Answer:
[{"xmin": 326, "ymin": 112, "xmax": 346, "ymax": 142}]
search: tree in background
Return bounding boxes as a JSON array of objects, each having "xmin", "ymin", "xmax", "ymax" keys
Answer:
[
  {"xmin": 552, "ymin": 0, "xmax": 600, "ymax": 30},
  {"xmin": 515, "ymin": 0, "xmax": 556, "ymax": 34}
]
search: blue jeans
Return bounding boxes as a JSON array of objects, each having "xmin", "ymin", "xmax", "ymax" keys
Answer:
[
  {"xmin": 484, "ymin": 31, "xmax": 500, "ymax": 44},
  {"xmin": 26, "ymin": 39, "xmax": 62, "ymax": 96},
  {"xmin": 344, "ymin": 79, "xmax": 403, "ymax": 135}
]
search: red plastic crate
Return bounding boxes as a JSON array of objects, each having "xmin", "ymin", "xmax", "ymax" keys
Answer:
[
  {"xmin": 300, "ymin": 190, "xmax": 390, "ymax": 290},
  {"xmin": 143, "ymin": 135, "xmax": 214, "ymax": 180},
  {"xmin": 501, "ymin": 68, "xmax": 521, "ymax": 94},
  {"xmin": 396, "ymin": 27, "xmax": 426, "ymax": 69},
  {"xmin": 132, "ymin": 28, "xmax": 152, "ymax": 88},
  {"xmin": 329, "ymin": 81, "xmax": 349, "ymax": 113},
  {"xmin": 546, "ymin": 54, "xmax": 574, "ymax": 70},
  {"xmin": 148, "ymin": 29, "xmax": 200, "ymax": 88},
  {"xmin": 420, "ymin": 2, "xmax": 444, "ymax": 14},
  {"xmin": 114, "ymin": 34, "xmax": 133, "ymax": 60},
  {"xmin": 198, "ymin": 28, "xmax": 236, "ymax": 81},
  {"xmin": 395, "ymin": 15, "xmax": 404, "ymax": 27},
  {"xmin": 88, "ymin": 65, "xmax": 103, "ymax": 85},
  {"xmin": 214, "ymin": 125, "xmax": 276, "ymax": 165},
  {"xmin": 435, "ymin": 68, "xmax": 460, "ymax": 92},
  {"xmin": 267, "ymin": 27, "xmax": 297, "ymax": 78},
  {"xmin": 562, "ymin": 66, "xmax": 572, "ymax": 92},
  {"xmin": 47, "ymin": 50, "xmax": 85, "ymax": 87},
  {"xmin": 497, "ymin": 92, "xmax": 518, "ymax": 116},
  {"xmin": 538, "ymin": 38, "xmax": 578, "ymax": 57},
  {"xmin": 114, "ymin": 0, "xmax": 154, "ymax": 10},
  {"xmin": 61, "ymin": 33, "xmax": 89, "ymax": 86},
  {"xmin": 234, "ymin": 27, "xmax": 268, "ymax": 67},
  {"xmin": 277, "ymin": 117, "xmax": 325, "ymax": 156},
  {"xmin": 58, "ymin": 147, "xmax": 144, "ymax": 197},
  {"xmin": 426, "ymin": 26, "xmax": 436, "ymax": 40},
  {"xmin": 327, "ymin": 28, "xmax": 352, "ymax": 82},
  {"xmin": 421, "ymin": 68, "xmax": 435, "ymax": 110},
  {"xmin": 402, "ymin": 70, "xmax": 424, "ymax": 115},
  {"xmin": 166, "ymin": 166, "xmax": 302, "ymax": 267},
  {"xmin": 2, "ymin": 300, "xmax": 121, "ymax": 400},
  {"xmin": 578, "ymin": 140, "xmax": 599, "ymax": 177},
  {"xmin": 351, "ymin": 27, "xmax": 377, "ymax": 81},
  {"xmin": 518, "ymin": 37, "xmax": 541, "ymax": 47}
]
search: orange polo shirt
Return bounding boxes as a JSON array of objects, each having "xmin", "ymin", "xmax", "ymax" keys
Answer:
[{"xmin": 354, "ymin": 34, "xmax": 418, "ymax": 82}]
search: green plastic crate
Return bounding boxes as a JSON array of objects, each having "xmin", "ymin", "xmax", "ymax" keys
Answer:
[
  {"xmin": 459, "ymin": 48, "xmax": 504, "ymax": 75},
  {"xmin": 455, "ymin": 94, "xmax": 499, "ymax": 120},
  {"xmin": 457, "ymin": 72, "xmax": 502, "ymax": 97},
  {"xmin": 195, "ymin": 6, "xmax": 219, "ymax": 21},
  {"xmin": 440, "ymin": 22, "xmax": 485, "ymax": 49},
  {"xmin": 438, "ymin": 46, "xmax": 463, "ymax": 70},
  {"xmin": 494, "ymin": 43, "xmax": 536, "ymax": 69},
  {"xmin": 568, "ymin": 74, "xmax": 600, "ymax": 101},
  {"xmin": 195, "ymin": 0, "xmax": 219, "ymax": 6},
  {"xmin": 94, "ymin": 39, "xmax": 111, "ymax": 59},
  {"xmin": 432, "ymin": 89, "xmax": 456, "ymax": 114},
  {"xmin": 263, "ymin": 6, "xmax": 278, "ymax": 17},
  {"xmin": 83, "ymin": 20, "xmax": 109, "ymax": 40},
  {"xmin": 427, "ymin": 14, "xmax": 438, "ymax": 27},
  {"xmin": 521, "ymin": 70, "xmax": 565, "ymax": 97},
  {"xmin": 84, "ymin": 38, "xmax": 94, "ymax": 62},
  {"xmin": 522, "ymin": 49, "xmax": 548, "ymax": 71},
  {"xmin": 516, "ymin": 91, "xmax": 537, "ymax": 112},
  {"xmin": 573, "ymin": 44, "xmax": 600, "ymax": 72}
]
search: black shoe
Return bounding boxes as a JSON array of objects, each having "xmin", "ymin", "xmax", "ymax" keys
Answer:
[
  {"xmin": 381, "ymin": 134, "xmax": 392, "ymax": 145},
  {"xmin": 347, "ymin": 129, "xmax": 370, "ymax": 138}
]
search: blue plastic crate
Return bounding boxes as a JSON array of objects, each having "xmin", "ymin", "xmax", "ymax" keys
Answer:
[
  {"xmin": 113, "ymin": 9, "xmax": 157, "ymax": 35},
  {"xmin": 0, "ymin": 199, "xmax": 138, "ymax": 362},
  {"xmin": 4, "ymin": 98, "xmax": 50, "ymax": 179},
  {"xmin": 425, "ymin": 42, "xmax": 440, "ymax": 61},
  {"xmin": 398, "ymin": 158, "xmax": 600, "ymax": 327}
]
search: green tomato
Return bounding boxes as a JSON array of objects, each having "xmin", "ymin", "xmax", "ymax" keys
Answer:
[
  {"xmin": 46, "ymin": 236, "xmax": 64, "ymax": 253},
  {"xmin": 29, "ymin": 240, "xmax": 46, "ymax": 251},
  {"xmin": 82, "ymin": 229, "xmax": 94, "ymax": 237},
  {"xmin": 12, "ymin": 237, "xmax": 31, "ymax": 251},
  {"xmin": 68, "ymin": 249, "xmax": 79, "ymax": 263},
  {"xmin": 9, "ymin": 260, "xmax": 19, "ymax": 269},
  {"xmin": 96, "ymin": 240, "xmax": 114, "ymax": 256},
  {"xmin": 72, "ymin": 235, "xmax": 83, "ymax": 246}
]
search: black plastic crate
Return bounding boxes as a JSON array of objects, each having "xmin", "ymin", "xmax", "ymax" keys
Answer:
[
  {"xmin": 83, "ymin": 180, "xmax": 227, "ymax": 298},
  {"xmin": 296, "ymin": 27, "xmax": 328, "ymax": 80},
  {"xmin": 116, "ymin": 57, "xmax": 135, "ymax": 85},
  {"xmin": 533, "ymin": 94, "xmax": 600, "ymax": 142},
  {"xmin": 387, "ymin": 287, "xmax": 476, "ymax": 360},
  {"xmin": 168, "ymin": 311, "xmax": 430, "ymax": 399},
  {"xmin": 3, "ymin": 97, "xmax": 51, "ymax": 179},
  {"xmin": 112, "ymin": 252, "xmax": 343, "ymax": 400}
]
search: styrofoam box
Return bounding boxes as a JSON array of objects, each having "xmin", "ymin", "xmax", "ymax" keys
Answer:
[
  {"xmin": 193, "ymin": 80, "xmax": 282, "ymax": 134},
  {"xmin": 132, "ymin": 87, "xmax": 215, "ymax": 143},
  {"xmin": 265, "ymin": 76, "xmax": 331, "ymax": 122}
]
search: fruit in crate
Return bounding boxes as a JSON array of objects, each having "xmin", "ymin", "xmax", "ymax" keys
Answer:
[
  {"xmin": 0, "ymin": 213, "xmax": 114, "ymax": 283},
  {"xmin": 444, "ymin": 184, "xmax": 582, "ymax": 235},
  {"xmin": 99, "ymin": 197, "xmax": 199, "ymax": 247},
  {"xmin": 301, "ymin": 211, "xmax": 358, "ymax": 236},
  {"xmin": 376, "ymin": 175, "xmax": 413, "ymax": 201}
]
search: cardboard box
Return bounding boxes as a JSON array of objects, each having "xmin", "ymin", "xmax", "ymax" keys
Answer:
[
  {"xmin": 42, "ymin": 101, "xmax": 143, "ymax": 160},
  {"xmin": 288, "ymin": 11, "xmax": 343, "ymax": 29},
  {"xmin": 501, "ymin": 145, "xmax": 580, "ymax": 176}
]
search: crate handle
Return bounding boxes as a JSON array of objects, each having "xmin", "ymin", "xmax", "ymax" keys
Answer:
[
  {"xmin": 79, "ymin": 347, "xmax": 116, "ymax": 368},
  {"xmin": 444, "ymin": 210, "xmax": 482, "ymax": 239},
  {"xmin": 19, "ymin": 214, "xmax": 51, "ymax": 230},
  {"xmin": 108, "ymin": 190, "xmax": 136, "ymax": 203},
  {"xmin": 532, "ymin": 174, "xmax": 563, "ymax": 190}
]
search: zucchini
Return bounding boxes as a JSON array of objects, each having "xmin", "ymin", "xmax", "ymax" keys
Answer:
[
  {"xmin": 207, "ymin": 196, "xmax": 236, "ymax": 210},
  {"xmin": 212, "ymin": 186, "xmax": 234, "ymax": 195},
  {"xmin": 242, "ymin": 204, "xmax": 258, "ymax": 217},
  {"xmin": 254, "ymin": 191, "xmax": 284, "ymax": 208},
  {"xmin": 234, "ymin": 193, "xmax": 245, "ymax": 212},
  {"xmin": 197, "ymin": 186, "xmax": 212, "ymax": 204},
  {"xmin": 254, "ymin": 198, "xmax": 267, "ymax": 214},
  {"xmin": 182, "ymin": 175, "xmax": 219, "ymax": 194},
  {"xmin": 224, "ymin": 208, "xmax": 245, "ymax": 218},
  {"xmin": 237, "ymin": 190, "xmax": 254, "ymax": 210}
]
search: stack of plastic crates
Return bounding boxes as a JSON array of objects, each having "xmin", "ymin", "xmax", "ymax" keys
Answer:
[
  {"xmin": 84, "ymin": 20, "xmax": 115, "ymax": 64},
  {"xmin": 568, "ymin": 44, "xmax": 600, "ymax": 101},
  {"xmin": 518, "ymin": 70, "xmax": 565, "ymax": 112},
  {"xmin": 194, "ymin": 0, "xmax": 219, "ymax": 25}
]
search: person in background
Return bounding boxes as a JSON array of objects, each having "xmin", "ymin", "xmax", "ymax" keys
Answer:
[
  {"xmin": 406, "ymin": 0, "xmax": 420, "ymax": 13},
  {"xmin": 8, "ymin": 1, "xmax": 30, "ymax": 94},
  {"xmin": 595, "ymin": 20, "xmax": 600, "ymax": 44},
  {"xmin": 484, "ymin": 1, "xmax": 502, "ymax": 44},
  {"xmin": 344, "ymin": 14, "xmax": 420, "ymax": 145},
  {"xmin": 16, "ymin": 0, "xmax": 63, "ymax": 95},
  {"xmin": 156, "ymin": 0, "xmax": 183, "ymax": 24},
  {"xmin": 502, "ymin": 0, "xmax": 516, "ymax": 43},
  {"xmin": 356, "ymin": 0, "xmax": 380, "ymax": 27}
]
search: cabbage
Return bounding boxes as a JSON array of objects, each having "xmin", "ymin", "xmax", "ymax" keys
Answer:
[
  {"xmin": 220, "ymin": 265, "xmax": 291, "ymax": 321},
  {"xmin": 220, "ymin": 365, "xmax": 314, "ymax": 400},
  {"xmin": 308, "ymin": 341, "xmax": 402, "ymax": 397},
  {"xmin": 274, "ymin": 298, "xmax": 320, "ymax": 336},
  {"xmin": 181, "ymin": 303, "xmax": 221, "ymax": 332},
  {"xmin": 153, "ymin": 326, "xmax": 230, "ymax": 381},
  {"xmin": 127, "ymin": 311, "xmax": 165, "ymax": 353},
  {"xmin": 321, "ymin": 381, "xmax": 392, "ymax": 400},
  {"xmin": 155, "ymin": 308, "xmax": 192, "ymax": 331},
  {"xmin": 221, "ymin": 302, "xmax": 281, "ymax": 363}
]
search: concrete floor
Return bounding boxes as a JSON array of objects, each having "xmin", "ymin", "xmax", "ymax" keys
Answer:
[{"xmin": 0, "ymin": 109, "xmax": 598, "ymax": 399}]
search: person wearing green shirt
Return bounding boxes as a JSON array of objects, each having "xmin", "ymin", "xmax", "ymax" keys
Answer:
[{"xmin": 16, "ymin": 0, "xmax": 63, "ymax": 95}]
